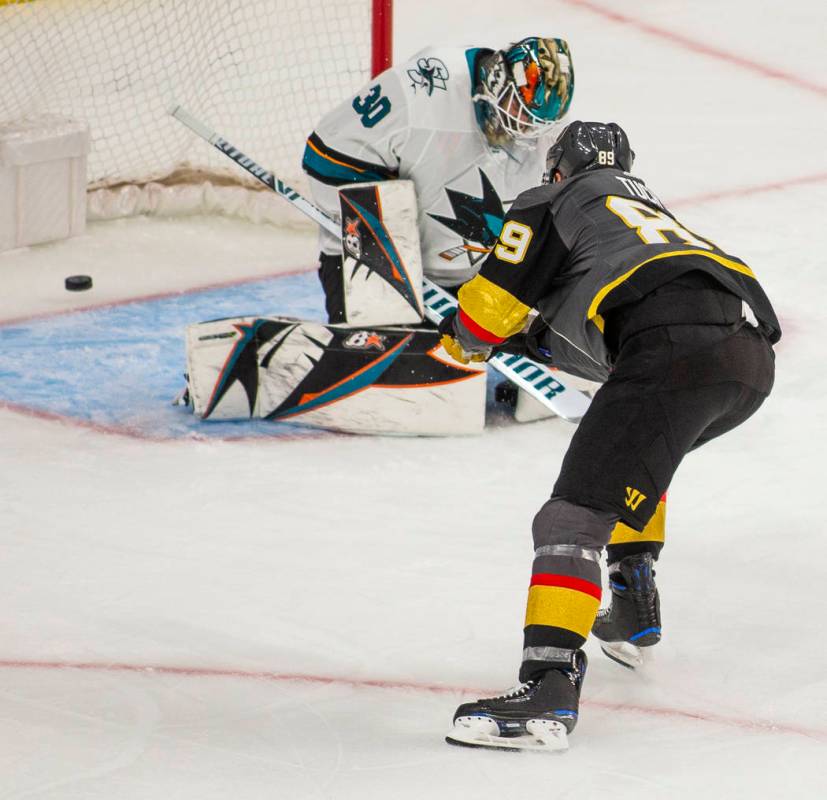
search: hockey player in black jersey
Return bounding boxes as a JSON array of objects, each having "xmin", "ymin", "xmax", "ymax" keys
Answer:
[{"xmin": 439, "ymin": 121, "xmax": 780, "ymax": 751}]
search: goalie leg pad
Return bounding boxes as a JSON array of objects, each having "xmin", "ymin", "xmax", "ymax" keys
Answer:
[{"xmin": 184, "ymin": 316, "xmax": 485, "ymax": 435}]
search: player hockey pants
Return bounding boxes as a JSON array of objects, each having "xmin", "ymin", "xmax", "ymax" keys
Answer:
[{"xmin": 520, "ymin": 318, "xmax": 775, "ymax": 681}]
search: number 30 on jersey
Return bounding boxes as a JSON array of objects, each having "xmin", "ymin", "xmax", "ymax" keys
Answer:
[{"xmin": 494, "ymin": 220, "xmax": 533, "ymax": 264}]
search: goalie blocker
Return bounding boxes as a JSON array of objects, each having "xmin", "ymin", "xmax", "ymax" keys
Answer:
[
  {"xmin": 182, "ymin": 316, "xmax": 485, "ymax": 436},
  {"xmin": 336, "ymin": 179, "xmax": 424, "ymax": 326}
]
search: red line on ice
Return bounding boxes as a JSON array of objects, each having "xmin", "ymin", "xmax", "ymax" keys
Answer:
[
  {"xmin": 559, "ymin": 0, "xmax": 827, "ymax": 98},
  {"xmin": 0, "ymin": 400, "xmax": 332, "ymax": 443},
  {"xmin": 1, "ymin": 658, "xmax": 824, "ymax": 743},
  {"xmin": 0, "ymin": 401, "xmax": 173, "ymax": 442},
  {"xmin": 0, "ymin": 264, "xmax": 317, "ymax": 328},
  {"xmin": 669, "ymin": 172, "xmax": 827, "ymax": 208}
]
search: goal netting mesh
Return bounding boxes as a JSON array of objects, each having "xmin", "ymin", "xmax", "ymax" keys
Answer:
[{"xmin": 1, "ymin": 0, "xmax": 376, "ymax": 222}]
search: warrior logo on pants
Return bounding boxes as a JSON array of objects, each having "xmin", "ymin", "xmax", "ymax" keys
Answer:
[{"xmin": 625, "ymin": 487, "xmax": 647, "ymax": 511}]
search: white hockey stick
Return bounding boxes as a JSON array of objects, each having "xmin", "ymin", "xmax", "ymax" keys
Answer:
[{"xmin": 168, "ymin": 105, "xmax": 591, "ymax": 422}]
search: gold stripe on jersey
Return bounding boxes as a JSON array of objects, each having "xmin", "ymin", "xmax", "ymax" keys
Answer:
[
  {"xmin": 609, "ymin": 498, "xmax": 666, "ymax": 545},
  {"xmin": 524, "ymin": 585, "xmax": 600, "ymax": 638},
  {"xmin": 588, "ymin": 250, "xmax": 757, "ymax": 333},
  {"xmin": 458, "ymin": 274, "xmax": 532, "ymax": 340}
]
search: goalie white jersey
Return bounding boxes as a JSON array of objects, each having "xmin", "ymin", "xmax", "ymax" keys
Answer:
[{"xmin": 302, "ymin": 46, "xmax": 561, "ymax": 286}]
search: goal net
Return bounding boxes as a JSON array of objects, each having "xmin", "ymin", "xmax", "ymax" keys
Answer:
[{"xmin": 1, "ymin": 0, "xmax": 389, "ymax": 223}]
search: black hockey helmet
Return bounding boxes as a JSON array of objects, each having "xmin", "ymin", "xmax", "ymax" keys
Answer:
[{"xmin": 544, "ymin": 121, "xmax": 634, "ymax": 180}]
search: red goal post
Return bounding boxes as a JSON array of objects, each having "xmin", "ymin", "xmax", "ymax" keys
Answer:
[
  {"xmin": 372, "ymin": 0, "xmax": 394, "ymax": 77},
  {"xmin": 0, "ymin": 0, "xmax": 394, "ymax": 223}
]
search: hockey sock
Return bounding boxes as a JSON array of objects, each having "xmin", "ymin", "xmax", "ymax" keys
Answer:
[{"xmin": 521, "ymin": 547, "xmax": 602, "ymax": 682}]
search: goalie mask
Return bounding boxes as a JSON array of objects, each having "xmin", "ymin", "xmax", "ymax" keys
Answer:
[{"xmin": 475, "ymin": 37, "xmax": 574, "ymax": 146}]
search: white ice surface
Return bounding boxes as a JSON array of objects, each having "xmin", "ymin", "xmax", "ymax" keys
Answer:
[{"xmin": 1, "ymin": 1, "xmax": 826, "ymax": 797}]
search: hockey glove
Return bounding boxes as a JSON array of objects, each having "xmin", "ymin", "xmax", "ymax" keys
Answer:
[
  {"xmin": 438, "ymin": 311, "xmax": 491, "ymax": 365},
  {"xmin": 490, "ymin": 316, "xmax": 554, "ymax": 364}
]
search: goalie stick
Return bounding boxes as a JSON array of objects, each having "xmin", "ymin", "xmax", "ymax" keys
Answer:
[{"xmin": 168, "ymin": 105, "xmax": 591, "ymax": 422}]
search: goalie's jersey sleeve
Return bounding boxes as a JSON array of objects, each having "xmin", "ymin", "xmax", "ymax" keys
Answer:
[
  {"xmin": 302, "ymin": 64, "xmax": 411, "ymax": 256},
  {"xmin": 455, "ymin": 168, "xmax": 781, "ymax": 381},
  {"xmin": 302, "ymin": 77, "xmax": 408, "ymax": 189}
]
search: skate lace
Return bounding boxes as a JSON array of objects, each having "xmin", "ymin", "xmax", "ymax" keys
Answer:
[
  {"xmin": 637, "ymin": 591, "xmax": 659, "ymax": 628},
  {"xmin": 624, "ymin": 560, "xmax": 659, "ymax": 629},
  {"xmin": 633, "ymin": 578, "xmax": 658, "ymax": 628},
  {"xmin": 494, "ymin": 680, "xmax": 536, "ymax": 700}
]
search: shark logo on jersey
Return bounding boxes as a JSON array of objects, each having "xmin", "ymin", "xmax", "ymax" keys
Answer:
[
  {"xmin": 407, "ymin": 57, "xmax": 449, "ymax": 95},
  {"xmin": 429, "ymin": 169, "xmax": 506, "ymax": 266}
]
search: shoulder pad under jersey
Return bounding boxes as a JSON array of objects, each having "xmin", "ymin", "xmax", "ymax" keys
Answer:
[
  {"xmin": 511, "ymin": 183, "xmax": 562, "ymax": 212},
  {"xmin": 396, "ymin": 46, "xmax": 476, "ymax": 124}
]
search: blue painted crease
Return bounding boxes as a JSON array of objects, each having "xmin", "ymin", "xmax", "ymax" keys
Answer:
[{"xmin": 0, "ymin": 273, "xmax": 326, "ymax": 440}]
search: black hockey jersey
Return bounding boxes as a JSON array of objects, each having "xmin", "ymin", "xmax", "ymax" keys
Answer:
[{"xmin": 454, "ymin": 168, "xmax": 781, "ymax": 381}]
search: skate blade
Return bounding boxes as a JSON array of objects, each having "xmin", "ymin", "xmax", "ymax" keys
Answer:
[
  {"xmin": 446, "ymin": 716, "xmax": 568, "ymax": 752},
  {"xmin": 600, "ymin": 641, "xmax": 645, "ymax": 670}
]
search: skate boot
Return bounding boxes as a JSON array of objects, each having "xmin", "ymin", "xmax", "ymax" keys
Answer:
[
  {"xmin": 445, "ymin": 650, "xmax": 587, "ymax": 752},
  {"xmin": 592, "ymin": 552, "xmax": 661, "ymax": 669}
]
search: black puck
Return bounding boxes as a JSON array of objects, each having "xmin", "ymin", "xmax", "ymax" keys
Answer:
[{"xmin": 65, "ymin": 275, "xmax": 93, "ymax": 291}]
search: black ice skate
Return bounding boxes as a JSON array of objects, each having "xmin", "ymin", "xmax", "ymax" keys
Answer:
[
  {"xmin": 446, "ymin": 650, "xmax": 587, "ymax": 752},
  {"xmin": 592, "ymin": 552, "xmax": 661, "ymax": 669}
]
